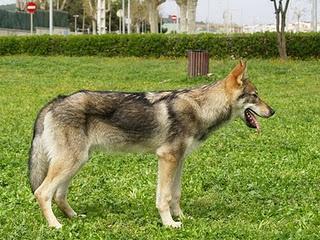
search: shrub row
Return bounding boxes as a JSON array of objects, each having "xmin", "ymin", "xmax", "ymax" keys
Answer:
[{"xmin": 0, "ymin": 32, "xmax": 320, "ymax": 58}]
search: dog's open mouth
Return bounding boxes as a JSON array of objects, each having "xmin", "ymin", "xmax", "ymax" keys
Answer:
[{"xmin": 244, "ymin": 109, "xmax": 260, "ymax": 130}]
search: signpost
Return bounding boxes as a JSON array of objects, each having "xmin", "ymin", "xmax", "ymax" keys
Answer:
[
  {"xmin": 73, "ymin": 15, "xmax": 79, "ymax": 34},
  {"xmin": 26, "ymin": 2, "xmax": 37, "ymax": 35},
  {"xmin": 171, "ymin": 15, "xmax": 177, "ymax": 32}
]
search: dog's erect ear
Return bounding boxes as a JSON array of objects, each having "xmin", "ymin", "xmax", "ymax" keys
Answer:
[{"xmin": 229, "ymin": 60, "xmax": 247, "ymax": 87}]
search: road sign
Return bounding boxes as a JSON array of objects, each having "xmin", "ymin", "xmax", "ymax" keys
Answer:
[
  {"xmin": 26, "ymin": 2, "xmax": 37, "ymax": 14},
  {"xmin": 26, "ymin": 2, "xmax": 37, "ymax": 35}
]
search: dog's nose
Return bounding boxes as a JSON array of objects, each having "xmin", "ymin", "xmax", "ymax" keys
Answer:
[{"xmin": 269, "ymin": 108, "xmax": 275, "ymax": 117}]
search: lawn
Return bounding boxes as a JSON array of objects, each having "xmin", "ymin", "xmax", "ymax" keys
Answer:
[{"xmin": 0, "ymin": 56, "xmax": 319, "ymax": 239}]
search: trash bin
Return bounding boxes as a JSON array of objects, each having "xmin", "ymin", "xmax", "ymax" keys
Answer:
[{"xmin": 187, "ymin": 50, "xmax": 209, "ymax": 77}]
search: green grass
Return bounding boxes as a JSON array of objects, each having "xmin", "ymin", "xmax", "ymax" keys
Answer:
[{"xmin": 0, "ymin": 56, "xmax": 320, "ymax": 239}]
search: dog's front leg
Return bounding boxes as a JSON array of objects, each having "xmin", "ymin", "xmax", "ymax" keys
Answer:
[
  {"xmin": 170, "ymin": 157, "xmax": 185, "ymax": 219},
  {"xmin": 156, "ymin": 151, "xmax": 182, "ymax": 228}
]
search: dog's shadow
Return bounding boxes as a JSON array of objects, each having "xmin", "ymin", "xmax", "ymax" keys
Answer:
[
  {"xmin": 72, "ymin": 195, "xmax": 237, "ymax": 223},
  {"xmin": 186, "ymin": 193, "xmax": 241, "ymax": 221},
  {"xmin": 70, "ymin": 196, "xmax": 157, "ymax": 224}
]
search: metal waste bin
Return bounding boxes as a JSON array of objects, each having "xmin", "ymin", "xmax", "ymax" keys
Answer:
[{"xmin": 187, "ymin": 50, "xmax": 209, "ymax": 77}]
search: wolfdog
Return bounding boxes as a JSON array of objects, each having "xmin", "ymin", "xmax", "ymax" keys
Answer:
[{"xmin": 29, "ymin": 60, "xmax": 274, "ymax": 229}]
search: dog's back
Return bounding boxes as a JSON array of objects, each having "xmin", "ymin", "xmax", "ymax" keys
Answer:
[{"xmin": 29, "ymin": 90, "xmax": 170, "ymax": 192}]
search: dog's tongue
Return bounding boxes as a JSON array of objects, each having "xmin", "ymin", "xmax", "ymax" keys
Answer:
[
  {"xmin": 245, "ymin": 109, "xmax": 260, "ymax": 131},
  {"xmin": 252, "ymin": 114, "xmax": 260, "ymax": 131}
]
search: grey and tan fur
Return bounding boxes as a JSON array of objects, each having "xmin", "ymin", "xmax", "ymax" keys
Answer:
[{"xmin": 29, "ymin": 61, "xmax": 275, "ymax": 229}]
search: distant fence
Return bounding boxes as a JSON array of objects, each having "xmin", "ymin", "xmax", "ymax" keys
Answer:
[
  {"xmin": 0, "ymin": 33, "xmax": 320, "ymax": 59},
  {"xmin": 0, "ymin": 9, "xmax": 68, "ymax": 30}
]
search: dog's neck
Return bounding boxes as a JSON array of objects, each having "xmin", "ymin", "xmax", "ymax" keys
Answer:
[{"xmin": 191, "ymin": 81, "xmax": 233, "ymax": 141}]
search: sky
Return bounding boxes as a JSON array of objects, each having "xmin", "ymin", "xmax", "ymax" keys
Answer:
[
  {"xmin": 0, "ymin": 0, "xmax": 316, "ymax": 25},
  {"xmin": 160, "ymin": 0, "xmax": 315, "ymax": 25}
]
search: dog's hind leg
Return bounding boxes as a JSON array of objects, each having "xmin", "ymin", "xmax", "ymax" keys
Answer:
[
  {"xmin": 170, "ymin": 158, "xmax": 185, "ymax": 219},
  {"xmin": 34, "ymin": 150, "xmax": 88, "ymax": 229},
  {"xmin": 54, "ymin": 179, "xmax": 77, "ymax": 218},
  {"xmin": 156, "ymin": 147, "xmax": 182, "ymax": 228},
  {"xmin": 54, "ymin": 147, "xmax": 89, "ymax": 218}
]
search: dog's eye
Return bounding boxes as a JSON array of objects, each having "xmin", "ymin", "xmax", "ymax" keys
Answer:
[{"xmin": 252, "ymin": 93, "xmax": 258, "ymax": 98}]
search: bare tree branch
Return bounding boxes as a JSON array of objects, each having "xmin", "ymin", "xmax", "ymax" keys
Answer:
[
  {"xmin": 271, "ymin": 0, "xmax": 278, "ymax": 14},
  {"xmin": 60, "ymin": 0, "xmax": 67, "ymax": 10},
  {"xmin": 283, "ymin": 0, "xmax": 290, "ymax": 14}
]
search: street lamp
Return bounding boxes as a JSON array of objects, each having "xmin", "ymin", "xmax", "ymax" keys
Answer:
[{"xmin": 73, "ymin": 15, "xmax": 79, "ymax": 34}]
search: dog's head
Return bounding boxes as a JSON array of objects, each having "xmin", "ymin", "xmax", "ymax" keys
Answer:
[{"xmin": 225, "ymin": 60, "xmax": 275, "ymax": 131}]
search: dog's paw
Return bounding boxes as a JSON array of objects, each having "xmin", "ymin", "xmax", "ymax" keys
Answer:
[
  {"xmin": 164, "ymin": 221, "xmax": 182, "ymax": 228},
  {"xmin": 66, "ymin": 210, "xmax": 77, "ymax": 218},
  {"xmin": 49, "ymin": 222, "xmax": 62, "ymax": 229}
]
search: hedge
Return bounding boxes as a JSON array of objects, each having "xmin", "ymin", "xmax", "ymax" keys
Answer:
[{"xmin": 0, "ymin": 32, "xmax": 320, "ymax": 58}]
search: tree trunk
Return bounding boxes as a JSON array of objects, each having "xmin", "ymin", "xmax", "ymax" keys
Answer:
[
  {"xmin": 276, "ymin": 32, "xmax": 286, "ymax": 59},
  {"xmin": 176, "ymin": 0, "xmax": 187, "ymax": 33},
  {"xmin": 149, "ymin": 10, "xmax": 158, "ymax": 33},
  {"xmin": 136, "ymin": 23, "xmax": 140, "ymax": 33},
  {"xmin": 92, "ymin": 20, "xmax": 97, "ymax": 35},
  {"xmin": 82, "ymin": 8, "xmax": 86, "ymax": 33},
  {"xmin": 148, "ymin": 0, "xmax": 159, "ymax": 33},
  {"xmin": 272, "ymin": 0, "xmax": 289, "ymax": 60},
  {"xmin": 85, "ymin": 0, "xmax": 97, "ymax": 34},
  {"xmin": 107, "ymin": 0, "xmax": 112, "ymax": 33},
  {"xmin": 187, "ymin": 0, "xmax": 197, "ymax": 33},
  {"xmin": 280, "ymin": 33, "xmax": 287, "ymax": 59},
  {"xmin": 279, "ymin": 11, "xmax": 287, "ymax": 59},
  {"xmin": 180, "ymin": 4, "xmax": 187, "ymax": 32}
]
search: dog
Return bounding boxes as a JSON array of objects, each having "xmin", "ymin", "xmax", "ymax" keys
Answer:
[{"xmin": 28, "ymin": 60, "xmax": 275, "ymax": 229}]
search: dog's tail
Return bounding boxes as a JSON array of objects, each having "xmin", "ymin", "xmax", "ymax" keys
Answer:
[
  {"xmin": 28, "ymin": 107, "xmax": 50, "ymax": 193},
  {"xmin": 29, "ymin": 96, "xmax": 67, "ymax": 193},
  {"xmin": 29, "ymin": 137, "xmax": 49, "ymax": 193}
]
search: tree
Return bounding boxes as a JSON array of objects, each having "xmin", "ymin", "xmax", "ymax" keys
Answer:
[
  {"xmin": 187, "ymin": 0, "xmax": 197, "ymax": 33},
  {"xmin": 147, "ymin": 0, "xmax": 165, "ymax": 33},
  {"xmin": 271, "ymin": 0, "xmax": 290, "ymax": 60},
  {"xmin": 176, "ymin": 0, "xmax": 198, "ymax": 33},
  {"xmin": 176, "ymin": 0, "xmax": 187, "ymax": 32},
  {"xmin": 107, "ymin": 0, "xmax": 112, "ymax": 33},
  {"xmin": 82, "ymin": 0, "xmax": 97, "ymax": 34},
  {"xmin": 131, "ymin": 0, "xmax": 148, "ymax": 33}
]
